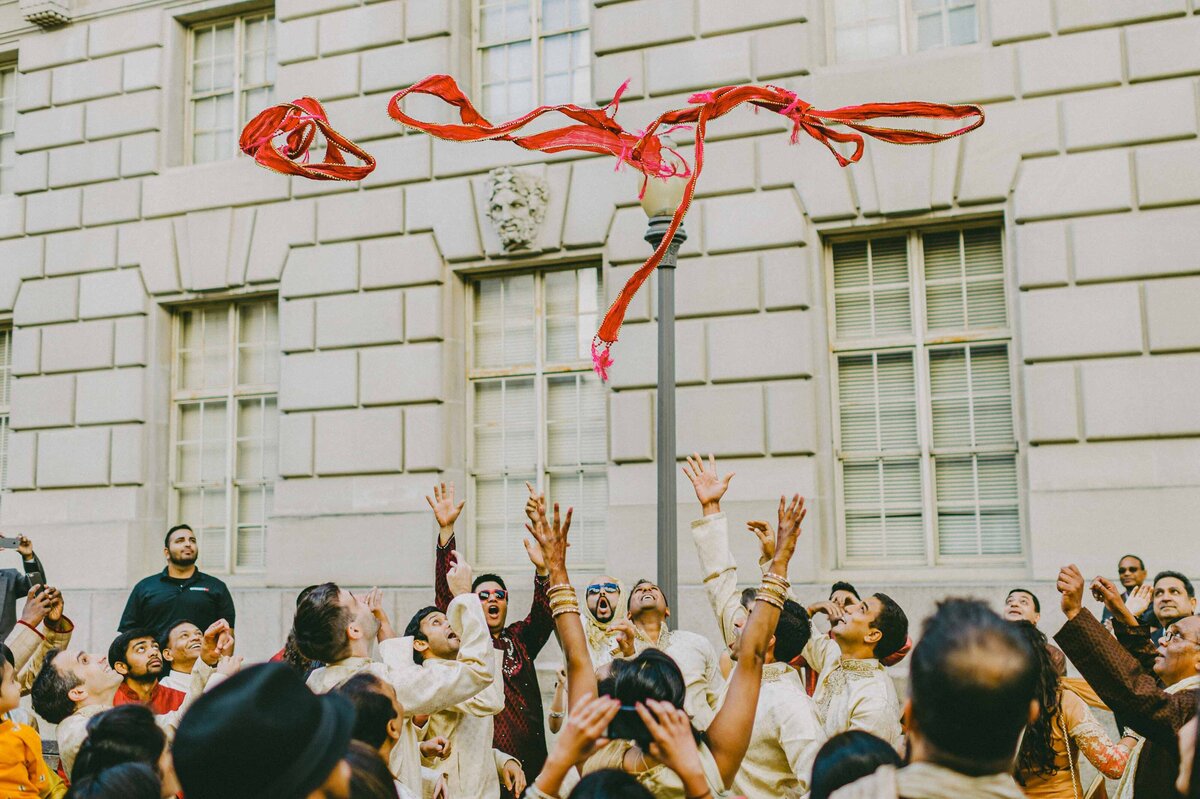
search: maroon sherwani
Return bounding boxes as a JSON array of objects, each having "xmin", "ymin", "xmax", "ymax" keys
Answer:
[
  {"xmin": 435, "ymin": 536, "xmax": 551, "ymax": 789},
  {"xmin": 1055, "ymin": 608, "xmax": 1197, "ymax": 799}
]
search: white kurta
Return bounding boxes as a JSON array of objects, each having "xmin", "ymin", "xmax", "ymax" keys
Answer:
[
  {"xmin": 421, "ymin": 649, "xmax": 516, "ymax": 799},
  {"xmin": 690, "ymin": 513, "xmax": 825, "ymax": 799},
  {"xmin": 630, "ymin": 625, "xmax": 724, "ymax": 730},
  {"xmin": 802, "ymin": 633, "xmax": 902, "ymax": 748},
  {"xmin": 160, "ymin": 668, "xmax": 192, "ymax": 693},
  {"xmin": 307, "ymin": 593, "xmax": 495, "ymax": 796}
]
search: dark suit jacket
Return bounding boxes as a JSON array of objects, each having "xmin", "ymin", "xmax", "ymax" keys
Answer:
[
  {"xmin": 1056, "ymin": 608, "xmax": 1196, "ymax": 799},
  {"xmin": 0, "ymin": 554, "xmax": 46, "ymax": 640}
]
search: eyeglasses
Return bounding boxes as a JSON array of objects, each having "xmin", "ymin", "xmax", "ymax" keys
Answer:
[
  {"xmin": 1118, "ymin": 567, "xmax": 1142, "ymax": 574},
  {"xmin": 1161, "ymin": 628, "xmax": 1200, "ymax": 647},
  {"xmin": 587, "ymin": 583, "xmax": 620, "ymax": 596},
  {"xmin": 477, "ymin": 589, "xmax": 507, "ymax": 601}
]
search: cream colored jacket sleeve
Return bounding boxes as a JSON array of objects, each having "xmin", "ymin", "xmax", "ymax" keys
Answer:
[
  {"xmin": 7, "ymin": 619, "xmax": 74, "ymax": 694},
  {"xmin": 459, "ymin": 648, "xmax": 506, "ymax": 717},
  {"xmin": 690, "ymin": 513, "xmax": 745, "ymax": 649},
  {"xmin": 801, "ymin": 628, "xmax": 842, "ymax": 675},
  {"xmin": 379, "ymin": 593, "xmax": 495, "ymax": 717},
  {"xmin": 156, "ymin": 660, "xmax": 229, "ymax": 738}
]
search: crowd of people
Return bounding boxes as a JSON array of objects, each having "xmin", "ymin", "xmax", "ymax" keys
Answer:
[{"xmin": 0, "ymin": 455, "xmax": 1196, "ymax": 799}]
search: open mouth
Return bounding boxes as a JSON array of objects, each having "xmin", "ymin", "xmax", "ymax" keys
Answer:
[
  {"xmin": 597, "ymin": 596, "xmax": 611, "ymax": 613},
  {"xmin": 186, "ymin": 641, "xmax": 202, "ymax": 652},
  {"xmin": 486, "ymin": 605, "xmax": 502, "ymax": 620}
]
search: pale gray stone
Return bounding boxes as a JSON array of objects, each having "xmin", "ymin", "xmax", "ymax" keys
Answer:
[
  {"xmin": 1082, "ymin": 354, "xmax": 1200, "ymax": 438},
  {"xmin": 84, "ymin": 91, "xmax": 162, "ymax": 140},
  {"xmin": 11, "ymin": 328, "xmax": 40, "ymax": 376},
  {"xmin": 704, "ymin": 190, "xmax": 807, "ymax": 254},
  {"xmin": 15, "ymin": 69, "xmax": 52, "ymax": 113},
  {"xmin": 281, "ymin": 243, "xmax": 359, "ymax": 298},
  {"xmin": 277, "ymin": 17, "xmax": 319, "ymax": 64},
  {"xmin": 1018, "ymin": 29, "xmax": 1122, "ymax": 96},
  {"xmin": 403, "ymin": 405, "xmax": 445, "ymax": 471},
  {"xmin": 699, "ymin": 0, "xmax": 805, "ymax": 35},
  {"xmin": 14, "ymin": 277, "xmax": 78, "ymax": 325},
  {"xmin": 281, "ymin": 299, "xmax": 315, "ymax": 352},
  {"xmin": 6, "ymin": 432, "xmax": 37, "ymax": 490},
  {"xmin": 1013, "ymin": 150, "xmax": 1131, "ymax": 222},
  {"xmin": 404, "ymin": 285, "xmax": 442, "ymax": 342},
  {"xmin": 113, "ymin": 317, "xmax": 146, "ymax": 366},
  {"xmin": 594, "ymin": 0, "xmax": 694, "ymax": 55},
  {"xmin": 12, "ymin": 150, "xmax": 48, "ymax": 194},
  {"xmin": 279, "ymin": 350, "xmax": 358, "ymax": 410},
  {"xmin": 83, "ymin": 181, "xmax": 142, "ymax": 225},
  {"xmin": 48, "ymin": 140, "xmax": 121, "ymax": 188},
  {"xmin": 1053, "ymin": 0, "xmax": 1184, "ymax": 32},
  {"xmin": 88, "ymin": 8, "xmax": 164, "ymax": 56},
  {"xmin": 1135, "ymin": 141, "xmax": 1200, "ymax": 208},
  {"xmin": 707, "ymin": 311, "xmax": 811, "ymax": 382},
  {"xmin": 1072, "ymin": 207, "xmax": 1200, "ymax": 282},
  {"xmin": 677, "ymin": 384, "xmax": 765, "ymax": 457},
  {"xmin": 14, "ymin": 105, "xmax": 84, "ymax": 152},
  {"xmin": 45, "ymin": 227, "xmax": 118, "ymax": 276},
  {"xmin": 766, "ymin": 380, "xmax": 817, "ymax": 455},
  {"xmin": 317, "ymin": 189, "xmax": 404, "ymax": 243},
  {"xmin": 315, "ymin": 290, "xmax": 404, "ymax": 349},
  {"xmin": 1015, "ymin": 221, "xmax": 1070, "ymax": 288},
  {"xmin": 36, "ymin": 428, "xmax": 111, "ymax": 487},
  {"xmin": 1062, "ymin": 80, "xmax": 1195, "ymax": 152},
  {"xmin": 360, "ymin": 37, "xmax": 451, "ymax": 94},
  {"xmin": 40, "ymin": 319, "xmax": 115, "ymax": 372},
  {"xmin": 319, "ymin": 1, "xmax": 404, "ymax": 56},
  {"xmin": 646, "ymin": 35, "xmax": 751, "ymax": 96},
  {"xmin": 122, "ymin": 48, "xmax": 163, "ymax": 92},
  {"xmin": 1020, "ymin": 284, "xmax": 1143, "ymax": 361},
  {"xmin": 1126, "ymin": 16, "xmax": 1200, "ymax": 82},
  {"xmin": 314, "ymin": 407, "xmax": 403, "ymax": 475},
  {"xmin": 111, "ymin": 424, "xmax": 145, "ymax": 485},
  {"xmin": 751, "ymin": 23, "xmax": 809, "ymax": 80},
  {"xmin": 78, "ymin": 269, "xmax": 147, "ymax": 319},
  {"xmin": 17, "ymin": 25, "xmax": 87, "ymax": 72},
  {"xmin": 989, "ymin": 0, "xmax": 1052, "ymax": 43},
  {"xmin": 1145, "ymin": 277, "xmax": 1200, "ymax": 352},
  {"xmin": 11, "ymin": 374, "xmax": 75, "ymax": 429},
  {"xmin": 279, "ymin": 413, "xmax": 314, "ymax": 476},
  {"xmin": 675, "ymin": 254, "xmax": 759, "ymax": 318},
  {"xmin": 405, "ymin": 0, "xmax": 450, "ymax": 38},
  {"xmin": 610, "ymin": 390, "xmax": 653, "ymax": 463},
  {"xmin": 1023, "ymin": 363, "xmax": 1079, "ymax": 443},
  {"xmin": 360, "ymin": 343, "xmax": 442, "ymax": 404},
  {"xmin": 141, "ymin": 160, "xmax": 289, "ymax": 218},
  {"xmin": 76, "ymin": 368, "xmax": 145, "ymax": 424},
  {"xmin": 360, "ymin": 233, "xmax": 443, "ymax": 289}
]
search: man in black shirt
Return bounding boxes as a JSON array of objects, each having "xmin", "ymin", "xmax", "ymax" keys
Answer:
[{"xmin": 119, "ymin": 525, "xmax": 236, "ymax": 636}]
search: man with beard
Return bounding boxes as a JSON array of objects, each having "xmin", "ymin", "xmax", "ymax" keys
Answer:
[
  {"xmin": 31, "ymin": 622, "xmax": 238, "ymax": 776},
  {"xmin": 406, "ymin": 606, "xmax": 524, "ymax": 799},
  {"xmin": 684, "ymin": 453, "xmax": 824, "ymax": 799},
  {"xmin": 1149, "ymin": 570, "xmax": 1197, "ymax": 646},
  {"xmin": 582, "ymin": 576, "xmax": 624, "ymax": 666},
  {"xmin": 109, "ymin": 628, "xmax": 186, "ymax": 713},
  {"xmin": 158, "ymin": 619, "xmax": 203, "ymax": 693},
  {"xmin": 119, "ymin": 525, "xmax": 236, "ymax": 634},
  {"xmin": 430, "ymin": 482, "xmax": 554, "ymax": 788}
]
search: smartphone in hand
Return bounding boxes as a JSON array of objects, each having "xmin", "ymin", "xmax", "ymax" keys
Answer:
[{"xmin": 0, "ymin": 536, "xmax": 20, "ymax": 549}]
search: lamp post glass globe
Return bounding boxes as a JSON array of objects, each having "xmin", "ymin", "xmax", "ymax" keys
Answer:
[{"xmin": 640, "ymin": 171, "xmax": 688, "ymax": 218}]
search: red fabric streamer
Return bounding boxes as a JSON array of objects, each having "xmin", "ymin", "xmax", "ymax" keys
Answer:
[
  {"xmin": 386, "ymin": 76, "xmax": 983, "ymax": 378},
  {"xmin": 239, "ymin": 97, "xmax": 376, "ymax": 181},
  {"xmin": 241, "ymin": 77, "xmax": 984, "ymax": 378}
]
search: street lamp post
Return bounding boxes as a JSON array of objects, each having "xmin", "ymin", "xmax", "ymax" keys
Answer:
[{"xmin": 639, "ymin": 172, "xmax": 688, "ymax": 615}]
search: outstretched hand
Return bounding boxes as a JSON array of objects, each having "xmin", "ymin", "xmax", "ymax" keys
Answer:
[
  {"xmin": 548, "ymin": 693, "xmax": 620, "ymax": 767},
  {"xmin": 1124, "ymin": 583, "xmax": 1153, "ymax": 619},
  {"xmin": 427, "ymin": 482, "xmax": 465, "ymax": 545},
  {"xmin": 446, "ymin": 550, "xmax": 474, "ymax": 597},
  {"xmin": 746, "ymin": 521, "xmax": 775, "ymax": 562},
  {"xmin": 682, "ymin": 453, "xmax": 734, "ymax": 516},
  {"xmin": 769, "ymin": 494, "xmax": 805, "ymax": 578},
  {"xmin": 19, "ymin": 586, "xmax": 53, "ymax": 628},
  {"xmin": 637, "ymin": 699, "xmax": 709, "ymax": 798},
  {"xmin": 523, "ymin": 483, "xmax": 550, "ymax": 576},
  {"xmin": 1091, "ymin": 576, "xmax": 1140, "ymax": 627},
  {"xmin": 1057, "ymin": 564, "xmax": 1085, "ymax": 621},
  {"xmin": 527, "ymin": 500, "xmax": 572, "ymax": 582},
  {"xmin": 201, "ymin": 619, "xmax": 233, "ymax": 666}
]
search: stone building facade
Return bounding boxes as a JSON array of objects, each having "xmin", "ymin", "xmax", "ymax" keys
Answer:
[{"xmin": 1, "ymin": 0, "xmax": 1199, "ymax": 661}]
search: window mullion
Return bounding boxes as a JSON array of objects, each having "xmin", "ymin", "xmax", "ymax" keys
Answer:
[
  {"xmin": 531, "ymin": 0, "xmax": 540, "ymax": 106},
  {"xmin": 535, "ymin": 272, "xmax": 547, "ymax": 496}
]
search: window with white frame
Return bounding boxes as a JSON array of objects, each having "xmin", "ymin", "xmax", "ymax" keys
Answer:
[
  {"xmin": 0, "ymin": 328, "xmax": 10, "ymax": 501},
  {"xmin": 830, "ymin": 0, "xmax": 978, "ymax": 63},
  {"xmin": 171, "ymin": 299, "xmax": 279, "ymax": 573},
  {"xmin": 0, "ymin": 66, "xmax": 16, "ymax": 194},
  {"xmin": 187, "ymin": 12, "xmax": 276, "ymax": 164},
  {"xmin": 476, "ymin": 0, "xmax": 590, "ymax": 120},
  {"xmin": 829, "ymin": 226, "xmax": 1020, "ymax": 566},
  {"xmin": 469, "ymin": 266, "xmax": 607, "ymax": 570}
]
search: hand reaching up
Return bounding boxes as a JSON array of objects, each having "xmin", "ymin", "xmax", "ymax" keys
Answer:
[
  {"xmin": 746, "ymin": 521, "xmax": 775, "ymax": 563},
  {"xmin": 682, "ymin": 453, "xmax": 735, "ymax": 516},
  {"xmin": 1091, "ymin": 576, "xmax": 1142, "ymax": 627},
  {"xmin": 19, "ymin": 586, "xmax": 52, "ymax": 628},
  {"xmin": 1057, "ymin": 565, "xmax": 1085, "ymax": 621},
  {"xmin": 769, "ymin": 494, "xmax": 805, "ymax": 578},
  {"xmin": 427, "ymin": 482, "xmax": 465, "ymax": 546},
  {"xmin": 523, "ymin": 483, "xmax": 550, "ymax": 576},
  {"xmin": 528, "ymin": 501, "xmax": 572, "ymax": 584},
  {"xmin": 1125, "ymin": 583, "xmax": 1153, "ymax": 618},
  {"xmin": 607, "ymin": 619, "xmax": 637, "ymax": 657},
  {"xmin": 549, "ymin": 693, "xmax": 620, "ymax": 767},
  {"xmin": 637, "ymin": 699, "xmax": 710, "ymax": 799},
  {"xmin": 201, "ymin": 619, "xmax": 233, "ymax": 666},
  {"xmin": 446, "ymin": 550, "xmax": 474, "ymax": 597}
]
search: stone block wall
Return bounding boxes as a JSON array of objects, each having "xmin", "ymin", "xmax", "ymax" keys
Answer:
[{"xmin": 0, "ymin": 0, "xmax": 1198, "ymax": 655}]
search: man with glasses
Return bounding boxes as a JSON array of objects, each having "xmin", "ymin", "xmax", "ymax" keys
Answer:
[
  {"xmin": 429, "ymin": 483, "xmax": 553, "ymax": 795},
  {"xmin": 580, "ymin": 577, "xmax": 625, "ymax": 667},
  {"xmin": 1056, "ymin": 567, "xmax": 1200, "ymax": 799},
  {"xmin": 1101, "ymin": 554, "xmax": 1155, "ymax": 626}
]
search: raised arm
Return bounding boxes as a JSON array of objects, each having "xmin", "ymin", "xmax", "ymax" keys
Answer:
[
  {"xmin": 509, "ymin": 484, "xmax": 553, "ymax": 656},
  {"xmin": 1055, "ymin": 565, "xmax": 1192, "ymax": 745},
  {"xmin": 684, "ymin": 454, "xmax": 742, "ymax": 648},
  {"xmin": 382, "ymin": 555, "xmax": 497, "ymax": 716},
  {"xmin": 705, "ymin": 494, "xmax": 805, "ymax": 788},
  {"xmin": 1062, "ymin": 689, "xmax": 1132, "ymax": 780},
  {"xmin": 526, "ymin": 490, "xmax": 596, "ymax": 712},
  {"xmin": 427, "ymin": 482, "xmax": 465, "ymax": 612}
]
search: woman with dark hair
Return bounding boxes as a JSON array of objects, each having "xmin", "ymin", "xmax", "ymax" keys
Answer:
[
  {"xmin": 809, "ymin": 730, "xmax": 902, "ymax": 799},
  {"xmin": 345, "ymin": 740, "xmax": 401, "ymax": 799},
  {"xmin": 1011, "ymin": 621, "xmax": 1133, "ymax": 797},
  {"xmin": 70, "ymin": 704, "xmax": 179, "ymax": 798},
  {"xmin": 522, "ymin": 489, "xmax": 805, "ymax": 799},
  {"xmin": 64, "ymin": 762, "xmax": 161, "ymax": 799},
  {"xmin": 569, "ymin": 769, "xmax": 655, "ymax": 799},
  {"xmin": 1179, "ymin": 699, "xmax": 1199, "ymax": 798}
]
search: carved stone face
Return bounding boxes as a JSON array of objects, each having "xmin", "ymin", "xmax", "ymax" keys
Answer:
[{"xmin": 485, "ymin": 167, "xmax": 548, "ymax": 250}]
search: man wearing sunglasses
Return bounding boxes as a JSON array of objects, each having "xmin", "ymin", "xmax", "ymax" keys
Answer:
[
  {"xmin": 581, "ymin": 577, "xmax": 626, "ymax": 667},
  {"xmin": 1101, "ymin": 554, "xmax": 1156, "ymax": 626},
  {"xmin": 429, "ymin": 482, "xmax": 553, "ymax": 796}
]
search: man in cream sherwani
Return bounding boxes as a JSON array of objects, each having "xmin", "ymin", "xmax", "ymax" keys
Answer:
[
  {"xmin": 684, "ymin": 453, "xmax": 826, "ymax": 799},
  {"xmin": 295, "ymin": 552, "xmax": 494, "ymax": 798},
  {"xmin": 406, "ymin": 605, "xmax": 525, "ymax": 799}
]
